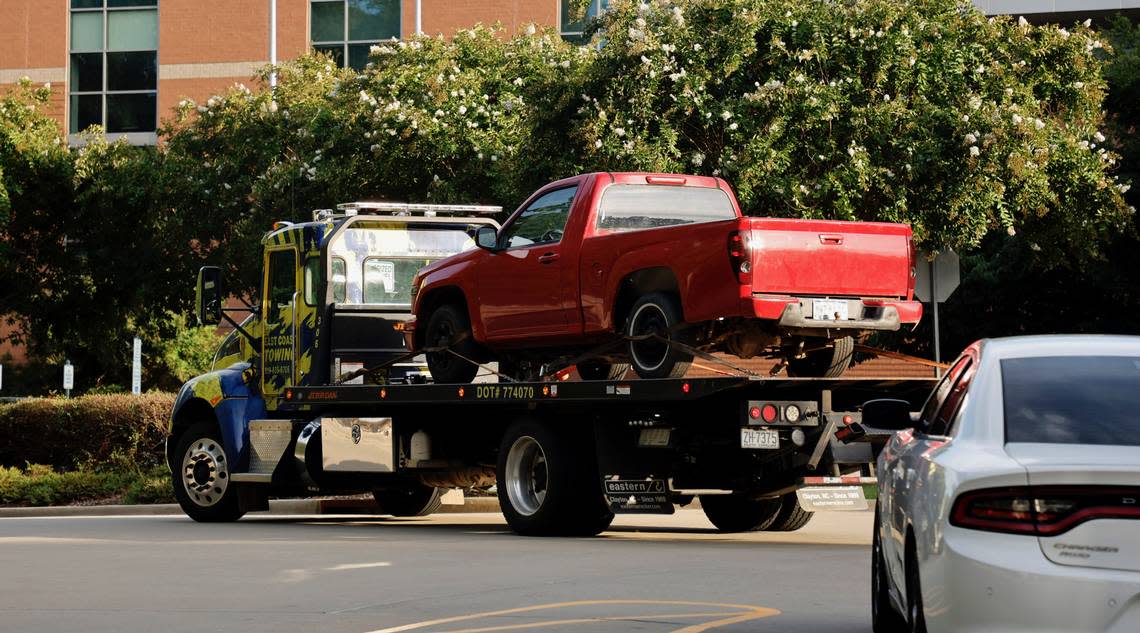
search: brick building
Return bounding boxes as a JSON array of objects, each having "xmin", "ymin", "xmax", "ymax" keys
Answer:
[{"xmin": 3, "ymin": 1, "xmax": 1136, "ymax": 146}]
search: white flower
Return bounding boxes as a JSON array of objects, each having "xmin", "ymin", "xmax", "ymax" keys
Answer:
[
  {"xmin": 1059, "ymin": 28, "xmax": 1070, "ymax": 38},
  {"xmin": 491, "ymin": 155, "xmax": 498, "ymax": 162},
  {"xmin": 884, "ymin": 94, "xmax": 891, "ymax": 102},
  {"xmin": 512, "ymin": 77, "xmax": 524, "ymax": 86},
  {"xmin": 560, "ymin": 60, "xmax": 571, "ymax": 68},
  {"xmin": 207, "ymin": 97, "xmax": 218, "ymax": 108},
  {"xmin": 1074, "ymin": 81, "xmax": 1085, "ymax": 89},
  {"xmin": 268, "ymin": 101, "xmax": 278, "ymax": 113},
  {"xmin": 672, "ymin": 6, "xmax": 684, "ymax": 25},
  {"xmin": 965, "ymin": 133, "xmax": 978, "ymax": 145},
  {"xmin": 1094, "ymin": 132, "xmax": 1106, "ymax": 143},
  {"xmin": 636, "ymin": 17, "xmax": 646, "ymax": 28},
  {"xmin": 640, "ymin": 55, "xmax": 651, "ymax": 65},
  {"xmin": 729, "ymin": 122, "xmax": 738, "ymax": 131},
  {"xmin": 525, "ymin": 23, "xmax": 536, "ymax": 36},
  {"xmin": 1006, "ymin": 225, "xmax": 1016, "ymax": 236},
  {"xmin": 969, "ymin": 146, "xmax": 980, "ymax": 157},
  {"xmin": 975, "ymin": 65, "xmax": 985, "ymax": 74},
  {"xmin": 690, "ymin": 152, "xmax": 705, "ymax": 165},
  {"xmin": 43, "ymin": 82, "xmax": 51, "ymax": 90},
  {"xmin": 1034, "ymin": 118, "xmax": 1045, "ymax": 130},
  {"xmin": 1119, "ymin": 184, "xmax": 1132, "ymax": 194},
  {"xmin": 595, "ymin": 139, "xmax": 603, "ymax": 148},
  {"xmin": 197, "ymin": 105, "xmax": 208, "ymax": 113},
  {"xmin": 962, "ymin": 114, "xmax": 969, "ymax": 123},
  {"xmin": 614, "ymin": 127, "xmax": 626, "ymax": 137},
  {"xmin": 1083, "ymin": 19, "xmax": 1092, "ymax": 28},
  {"xmin": 1018, "ymin": 16, "xmax": 1029, "ymax": 27},
  {"xmin": 435, "ymin": 109, "xmax": 444, "ymax": 118},
  {"xmin": 720, "ymin": 111, "xmax": 732, "ymax": 121},
  {"xmin": 693, "ymin": 43, "xmax": 702, "ymax": 51},
  {"xmin": 458, "ymin": 105, "xmax": 468, "ymax": 115},
  {"xmin": 1012, "ymin": 114, "xmax": 1023, "ymax": 125}
]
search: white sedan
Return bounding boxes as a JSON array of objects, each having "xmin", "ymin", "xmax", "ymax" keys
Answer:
[{"xmin": 868, "ymin": 335, "xmax": 1140, "ymax": 633}]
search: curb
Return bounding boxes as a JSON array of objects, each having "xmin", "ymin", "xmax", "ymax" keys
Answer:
[{"xmin": 0, "ymin": 496, "xmax": 502, "ymax": 519}]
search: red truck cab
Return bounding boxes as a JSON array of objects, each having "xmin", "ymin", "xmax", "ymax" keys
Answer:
[{"xmin": 407, "ymin": 172, "xmax": 921, "ymax": 383}]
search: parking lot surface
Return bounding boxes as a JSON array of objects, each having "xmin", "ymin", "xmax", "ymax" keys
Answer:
[{"xmin": 0, "ymin": 509, "xmax": 873, "ymax": 633}]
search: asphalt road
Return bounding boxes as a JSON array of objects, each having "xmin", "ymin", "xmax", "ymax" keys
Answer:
[{"xmin": 0, "ymin": 509, "xmax": 873, "ymax": 633}]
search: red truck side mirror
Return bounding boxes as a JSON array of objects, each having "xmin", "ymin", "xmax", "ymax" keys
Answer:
[{"xmin": 475, "ymin": 225, "xmax": 498, "ymax": 251}]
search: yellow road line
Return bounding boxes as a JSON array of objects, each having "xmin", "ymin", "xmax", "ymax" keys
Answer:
[
  {"xmin": 363, "ymin": 600, "xmax": 780, "ymax": 633},
  {"xmin": 424, "ymin": 611, "xmax": 751, "ymax": 633}
]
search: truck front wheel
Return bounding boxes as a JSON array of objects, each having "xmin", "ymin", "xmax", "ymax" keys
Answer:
[
  {"xmin": 496, "ymin": 420, "xmax": 613, "ymax": 536},
  {"xmin": 373, "ymin": 484, "xmax": 443, "ymax": 517},
  {"xmin": 172, "ymin": 421, "xmax": 246, "ymax": 523},
  {"xmin": 625, "ymin": 293, "xmax": 692, "ymax": 379},
  {"xmin": 424, "ymin": 304, "xmax": 481, "ymax": 384},
  {"xmin": 699, "ymin": 494, "xmax": 782, "ymax": 532}
]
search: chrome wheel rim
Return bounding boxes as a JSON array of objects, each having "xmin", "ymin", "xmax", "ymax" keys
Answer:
[
  {"xmin": 504, "ymin": 436, "xmax": 548, "ymax": 516},
  {"xmin": 181, "ymin": 437, "xmax": 229, "ymax": 507},
  {"xmin": 628, "ymin": 303, "xmax": 670, "ymax": 373}
]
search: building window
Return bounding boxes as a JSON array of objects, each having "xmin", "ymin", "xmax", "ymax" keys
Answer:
[
  {"xmin": 69, "ymin": 0, "xmax": 158, "ymax": 141},
  {"xmin": 560, "ymin": 0, "xmax": 609, "ymax": 44},
  {"xmin": 310, "ymin": 0, "xmax": 401, "ymax": 70}
]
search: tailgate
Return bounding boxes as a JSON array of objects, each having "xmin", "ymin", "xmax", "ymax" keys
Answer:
[{"xmin": 747, "ymin": 218, "xmax": 913, "ymax": 297}]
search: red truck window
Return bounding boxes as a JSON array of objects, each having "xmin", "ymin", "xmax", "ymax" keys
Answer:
[
  {"xmin": 501, "ymin": 186, "xmax": 577, "ymax": 248},
  {"xmin": 596, "ymin": 184, "xmax": 736, "ymax": 232}
]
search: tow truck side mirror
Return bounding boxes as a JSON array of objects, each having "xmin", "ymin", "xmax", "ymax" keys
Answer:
[
  {"xmin": 860, "ymin": 399, "xmax": 915, "ymax": 431},
  {"xmin": 475, "ymin": 225, "xmax": 498, "ymax": 251},
  {"xmin": 196, "ymin": 266, "xmax": 224, "ymax": 326}
]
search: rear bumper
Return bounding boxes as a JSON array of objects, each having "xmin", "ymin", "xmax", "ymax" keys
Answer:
[
  {"xmin": 923, "ymin": 526, "xmax": 1140, "ymax": 633},
  {"xmin": 748, "ymin": 295, "xmax": 923, "ymax": 331}
]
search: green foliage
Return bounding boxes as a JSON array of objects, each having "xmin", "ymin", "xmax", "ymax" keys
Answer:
[
  {"xmin": 0, "ymin": 393, "xmax": 173, "ymax": 471},
  {"xmin": 0, "ymin": 464, "xmax": 172, "ymax": 506},
  {"xmin": 146, "ymin": 312, "xmax": 223, "ymax": 389},
  {"xmin": 1, "ymin": 2, "xmax": 1137, "ymax": 386}
]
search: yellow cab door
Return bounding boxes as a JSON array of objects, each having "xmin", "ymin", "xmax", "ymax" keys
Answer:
[{"xmin": 261, "ymin": 246, "xmax": 299, "ymax": 408}]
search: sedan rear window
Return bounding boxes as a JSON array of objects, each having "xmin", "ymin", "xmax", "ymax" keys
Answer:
[
  {"xmin": 1002, "ymin": 356, "xmax": 1140, "ymax": 446},
  {"xmin": 596, "ymin": 184, "xmax": 736, "ymax": 232}
]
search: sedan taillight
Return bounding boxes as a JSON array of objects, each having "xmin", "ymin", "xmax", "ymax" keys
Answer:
[{"xmin": 951, "ymin": 486, "xmax": 1140, "ymax": 536}]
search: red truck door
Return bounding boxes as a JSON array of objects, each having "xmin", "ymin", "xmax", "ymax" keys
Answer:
[{"xmin": 477, "ymin": 185, "xmax": 578, "ymax": 340}]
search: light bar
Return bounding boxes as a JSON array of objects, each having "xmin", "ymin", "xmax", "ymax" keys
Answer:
[{"xmin": 336, "ymin": 201, "xmax": 502, "ymax": 216}]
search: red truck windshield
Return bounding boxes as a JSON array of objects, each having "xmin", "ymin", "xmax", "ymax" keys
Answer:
[{"xmin": 596, "ymin": 184, "xmax": 736, "ymax": 232}]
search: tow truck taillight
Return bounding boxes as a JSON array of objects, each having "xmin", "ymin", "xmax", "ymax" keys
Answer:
[
  {"xmin": 727, "ymin": 231, "xmax": 752, "ymax": 284},
  {"xmin": 950, "ymin": 486, "xmax": 1140, "ymax": 536}
]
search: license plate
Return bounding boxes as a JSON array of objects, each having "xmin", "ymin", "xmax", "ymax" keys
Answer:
[
  {"xmin": 741, "ymin": 428, "xmax": 779, "ymax": 450},
  {"xmin": 812, "ymin": 299, "xmax": 849, "ymax": 321}
]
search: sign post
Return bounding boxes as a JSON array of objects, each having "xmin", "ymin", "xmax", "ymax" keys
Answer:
[
  {"xmin": 132, "ymin": 337, "xmax": 142, "ymax": 395},
  {"xmin": 914, "ymin": 250, "xmax": 961, "ymax": 375},
  {"xmin": 63, "ymin": 361, "xmax": 74, "ymax": 398}
]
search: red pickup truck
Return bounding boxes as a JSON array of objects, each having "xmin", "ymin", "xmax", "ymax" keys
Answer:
[{"xmin": 406, "ymin": 172, "xmax": 922, "ymax": 383}]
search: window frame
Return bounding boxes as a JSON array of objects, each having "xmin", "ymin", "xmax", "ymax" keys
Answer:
[
  {"xmin": 360, "ymin": 255, "xmax": 433, "ymax": 308},
  {"xmin": 559, "ymin": 0, "xmax": 609, "ymax": 43},
  {"xmin": 498, "ymin": 185, "xmax": 578, "ymax": 250},
  {"xmin": 309, "ymin": 0, "xmax": 402, "ymax": 70},
  {"xmin": 917, "ymin": 354, "xmax": 971, "ymax": 435},
  {"xmin": 68, "ymin": 0, "xmax": 159, "ymax": 145},
  {"xmin": 265, "ymin": 248, "xmax": 299, "ymax": 313}
]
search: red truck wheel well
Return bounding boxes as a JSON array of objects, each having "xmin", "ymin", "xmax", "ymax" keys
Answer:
[
  {"xmin": 612, "ymin": 267, "xmax": 681, "ymax": 332},
  {"xmin": 416, "ymin": 285, "xmax": 469, "ymax": 347}
]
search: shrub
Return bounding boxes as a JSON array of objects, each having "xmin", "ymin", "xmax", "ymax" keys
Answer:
[
  {"xmin": 0, "ymin": 393, "xmax": 174, "ymax": 471},
  {"xmin": 0, "ymin": 464, "xmax": 173, "ymax": 506}
]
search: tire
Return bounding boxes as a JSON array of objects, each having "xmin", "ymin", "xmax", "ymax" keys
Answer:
[
  {"xmin": 905, "ymin": 535, "xmax": 929, "ymax": 633},
  {"xmin": 424, "ymin": 303, "xmax": 480, "ymax": 384},
  {"xmin": 786, "ymin": 336, "xmax": 854, "ymax": 378},
  {"xmin": 373, "ymin": 484, "xmax": 443, "ymax": 517},
  {"xmin": 577, "ymin": 361, "xmax": 629, "ymax": 381},
  {"xmin": 171, "ymin": 421, "xmax": 246, "ymax": 523},
  {"xmin": 496, "ymin": 419, "xmax": 614, "ymax": 536},
  {"xmin": 765, "ymin": 492, "xmax": 814, "ymax": 531},
  {"xmin": 699, "ymin": 494, "xmax": 783, "ymax": 532},
  {"xmin": 625, "ymin": 293, "xmax": 692, "ymax": 379},
  {"xmin": 872, "ymin": 508, "xmax": 908, "ymax": 633}
]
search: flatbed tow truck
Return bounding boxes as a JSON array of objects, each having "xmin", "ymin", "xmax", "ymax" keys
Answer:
[{"xmin": 171, "ymin": 202, "xmax": 934, "ymax": 536}]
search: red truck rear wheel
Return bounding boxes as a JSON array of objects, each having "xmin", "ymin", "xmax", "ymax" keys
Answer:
[
  {"xmin": 786, "ymin": 336, "xmax": 854, "ymax": 378},
  {"xmin": 625, "ymin": 293, "xmax": 692, "ymax": 379}
]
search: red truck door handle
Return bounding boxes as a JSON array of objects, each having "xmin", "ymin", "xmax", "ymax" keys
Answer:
[
  {"xmin": 819, "ymin": 234, "xmax": 844, "ymax": 245},
  {"xmin": 538, "ymin": 252, "xmax": 560, "ymax": 264}
]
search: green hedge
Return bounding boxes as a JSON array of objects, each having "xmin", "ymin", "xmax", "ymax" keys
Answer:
[
  {"xmin": 0, "ymin": 393, "xmax": 174, "ymax": 471},
  {"xmin": 0, "ymin": 464, "xmax": 174, "ymax": 506}
]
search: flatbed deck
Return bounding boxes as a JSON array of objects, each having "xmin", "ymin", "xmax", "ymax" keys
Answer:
[{"xmin": 283, "ymin": 376, "xmax": 936, "ymax": 408}]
